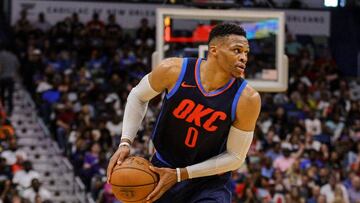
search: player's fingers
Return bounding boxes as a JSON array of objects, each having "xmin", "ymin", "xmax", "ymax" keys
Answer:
[
  {"xmin": 147, "ymin": 189, "xmax": 166, "ymax": 203},
  {"xmin": 106, "ymin": 157, "xmax": 116, "ymax": 183},
  {"xmin": 146, "ymin": 178, "xmax": 163, "ymax": 201},
  {"xmin": 149, "ymin": 166, "xmax": 161, "ymax": 174},
  {"xmin": 116, "ymin": 146, "xmax": 130, "ymax": 165},
  {"xmin": 117, "ymin": 151, "xmax": 126, "ymax": 165},
  {"xmin": 107, "ymin": 150, "xmax": 121, "ymax": 183}
]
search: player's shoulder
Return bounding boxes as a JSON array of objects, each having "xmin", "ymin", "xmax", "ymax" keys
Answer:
[
  {"xmin": 232, "ymin": 82, "xmax": 261, "ymax": 130},
  {"xmin": 155, "ymin": 57, "xmax": 183, "ymax": 79},
  {"xmin": 157, "ymin": 57, "xmax": 183, "ymax": 71},
  {"xmin": 239, "ymin": 83, "xmax": 261, "ymax": 107},
  {"xmin": 150, "ymin": 57, "xmax": 184, "ymax": 91}
]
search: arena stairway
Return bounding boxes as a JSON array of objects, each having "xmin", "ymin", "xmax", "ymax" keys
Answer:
[{"xmin": 10, "ymin": 82, "xmax": 95, "ymax": 203}]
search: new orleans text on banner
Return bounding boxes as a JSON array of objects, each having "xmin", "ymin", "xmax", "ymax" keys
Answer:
[{"xmin": 11, "ymin": 0, "xmax": 330, "ymax": 36}]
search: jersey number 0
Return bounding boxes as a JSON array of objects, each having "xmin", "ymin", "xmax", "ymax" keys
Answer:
[{"xmin": 185, "ymin": 127, "xmax": 198, "ymax": 148}]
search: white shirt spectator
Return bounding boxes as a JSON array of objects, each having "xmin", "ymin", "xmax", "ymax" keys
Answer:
[
  {"xmin": 349, "ymin": 80, "xmax": 360, "ymax": 101},
  {"xmin": 1, "ymin": 150, "xmax": 17, "ymax": 165},
  {"xmin": 33, "ymin": 20, "xmax": 51, "ymax": 32},
  {"xmin": 106, "ymin": 120, "xmax": 122, "ymax": 137},
  {"xmin": 317, "ymin": 100, "xmax": 330, "ymax": 116},
  {"xmin": 36, "ymin": 81, "xmax": 53, "ymax": 93},
  {"xmin": 300, "ymin": 76, "xmax": 312, "ymax": 87},
  {"xmin": 259, "ymin": 114, "xmax": 272, "ymax": 134},
  {"xmin": 1, "ymin": 149, "xmax": 27, "ymax": 165},
  {"xmin": 305, "ymin": 117, "xmax": 322, "ymax": 136},
  {"xmin": 320, "ymin": 183, "xmax": 350, "ymax": 203},
  {"xmin": 22, "ymin": 187, "xmax": 51, "ymax": 203},
  {"xmin": 32, "ymin": 13, "xmax": 51, "ymax": 32},
  {"xmin": 12, "ymin": 170, "xmax": 40, "ymax": 189}
]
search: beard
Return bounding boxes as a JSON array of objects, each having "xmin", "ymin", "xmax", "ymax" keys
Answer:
[{"xmin": 231, "ymin": 70, "xmax": 245, "ymax": 79}]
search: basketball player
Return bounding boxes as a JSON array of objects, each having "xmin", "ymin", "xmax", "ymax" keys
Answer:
[{"xmin": 107, "ymin": 23, "xmax": 261, "ymax": 202}]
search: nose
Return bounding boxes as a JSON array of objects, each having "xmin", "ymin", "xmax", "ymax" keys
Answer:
[{"xmin": 238, "ymin": 52, "xmax": 247, "ymax": 64}]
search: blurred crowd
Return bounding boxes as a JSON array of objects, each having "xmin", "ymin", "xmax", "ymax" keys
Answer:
[
  {"xmin": 0, "ymin": 104, "xmax": 52, "ymax": 203},
  {"xmin": 232, "ymin": 35, "xmax": 360, "ymax": 202},
  {"xmin": 11, "ymin": 10, "xmax": 156, "ymax": 203},
  {"xmin": 0, "ymin": 8, "xmax": 359, "ymax": 203}
]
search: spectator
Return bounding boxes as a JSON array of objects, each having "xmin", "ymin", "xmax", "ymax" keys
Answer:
[
  {"xmin": 24, "ymin": 48, "xmax": 44, "ymax": 96},
  {"xmin": 106, "ymin": 114, "xmax": 122, "ymax": 145},
  {"xmin": 49, "ymin": 17, "xmax": 72, "ymax": 50},
  {"xmin": 7, "ymin": 9, "xmax": 359, "ymax": 202},
  {"xmin": 285, "ymin": 186, "xmax": 306, "ymax": 203},
  {"xmin": 239, "ymin": 185, "xmax": 260, "ymax": 203},
  {"xmin": 97, "ymin": 120, "xmax": 112, "ymax": 151},
  {"xmin": 317, "ymin": 194, "xmax": 327, "ymax": 203},
  {"xmin": 0, "ymin": 157, "xmax": 12, "ymax": 202},
  {"xmin": 273, "ymin": 142, "xmax": 303, "ymax": 172},
  {"xmin": 105, "ymin": 14, "xmax": 122, "ymax": 36},
  {"xmin": 136, "ymin": 18, "xmax": 153, "ymax": 42},
  {"xmin": 80, "ymin": 143, "xmax": 102, "ymax": 190},
  {"xmin": 261, "ymin": 157, "xmax": 274, "ymax": 179},
  {"xmin": 104, "ymin": 14, "xmax": 122, "ymax": 56},
  {"xmin": 22, "ymin": 178, "xmax": 51, "ymax": 203},
  {"xmin": 14, "ymin": 10, "xmax": 32, "ymax": 34},
  {"xmin": 305, "ymin": 111, "xmax": 322, "ymax": 136},
  {"xmin": 320, "ymin": 174, "xmax": 350, "ymax": 203},
  {"xmin": 96, "ymin": 183, "xmax": 120, "ymax": 203},
  {"xmin": 0, "ymin": 44, "xmax": 20, "ymax": 114},
  {"xmin": 86, "ymin": 13, "xmax": 104, "ymax": 32},
  {"xmin": 326, "ymin": 113, "xmax": 345, "ymax": 142},
  {"xmin": 12, "ymin": 161, "xmax": 40, "ymax": 190},
  {"xmin": 70, "ymin": 13, "xmax": 84, "ymax": 32},
  {"xmin": 0, "ymin": 118, "xmax": 15, "ymax": 142},
  {"xmin": 0, "ymin": 157, "xmax": 12, "ymax": 180},
  {"xmin": 285, "ymin": 33, "xmax": 302, "ymax": 56},
  {"xmin": 307, "ymin": 185, "xmax": 321, "ymax": 203},
  {"xmin": 55, "ymin": 102, "xmax": 75, "ymax": 152},
  {"xmin": 348, "ymin": 175, "xmax": 360, "ymax": 202},
  {"xmin": 87, "ymin": 49, "xmax": 106, "ymax": 71},
  {"xmin": 1, "ymin": 139, "xmax": 20, "ymax": 169},
  {"xmin": 33, "ymin": 12, "xmax": 51, "ymax": 33},
  {"xmin": 333, "ymin": 185, "xmax": 348, "ymax": 203}
]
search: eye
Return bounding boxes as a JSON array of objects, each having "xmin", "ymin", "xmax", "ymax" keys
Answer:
[{"xmin": 234, "ymin": 49, "xmax": 240, "ymax": 54}]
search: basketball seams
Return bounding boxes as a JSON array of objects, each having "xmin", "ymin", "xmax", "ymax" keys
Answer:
[
  {"xmin": 111, "ymin": 157, "xmax": 159, "ymax": 202},
  {"xmin": 112, "ymin": 183, "xmax": 157, "ymax": 202},
  {"xmin": 111, "ymin": 182, "xmax": 156, "ymax": 187},
  {"xmin": 112, "ymin": 167, "xmax": 157, "ymax": 186}
]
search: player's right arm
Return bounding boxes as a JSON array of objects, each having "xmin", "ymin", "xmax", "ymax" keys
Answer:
[{"xmin": 106, "ymin": 57, "xmax": 182, "ymax": 182}]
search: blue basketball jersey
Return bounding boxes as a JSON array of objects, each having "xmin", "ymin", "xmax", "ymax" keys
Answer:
[{"xmin": 151, "ymin": 58, "xmax": 247, "ymax": 168}]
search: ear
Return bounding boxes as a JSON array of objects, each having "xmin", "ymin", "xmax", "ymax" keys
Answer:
[{"xmin": 208, "ymin": 45, "xmax": 217, "ymax": 57}]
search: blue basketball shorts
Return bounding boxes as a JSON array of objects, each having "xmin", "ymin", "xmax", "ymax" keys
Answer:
[{"xmin": 151, "ymin": 153, "xmax": 232, "ymax": 203}]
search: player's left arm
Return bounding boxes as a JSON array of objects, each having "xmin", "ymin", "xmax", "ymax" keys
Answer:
[
  {"xmin": 146, "ymin": 85, "xmax": 261, "ymax": 202},
  {"xmin": 182, "ymin": 85, "xmax": 261, "ymax": 179}
]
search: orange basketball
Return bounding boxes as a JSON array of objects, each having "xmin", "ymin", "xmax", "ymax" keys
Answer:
[{"xmin": 110, "ymin": 156, "xmax": 158, "ymax": 203}]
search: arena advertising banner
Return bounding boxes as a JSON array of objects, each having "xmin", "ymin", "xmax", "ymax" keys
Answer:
[
  {"xmin": 284, "ymin": 10, "xmax": 330, "ymax": 36},
  {"xmin": 11, "ymin": 0, "xmax": 180, "ymax": 29},
  {"xmin": 11, "ymin": 0, "xmax": 330, "ymax": 36}
]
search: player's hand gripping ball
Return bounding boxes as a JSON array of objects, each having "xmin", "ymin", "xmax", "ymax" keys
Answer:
[{"xmin": 110, "ymin": 156, "xmax": 159, "ymax": 202}]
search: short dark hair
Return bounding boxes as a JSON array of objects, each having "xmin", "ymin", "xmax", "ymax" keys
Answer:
[{"xmin": 208, "ymin": 23, "xmax": 247, "ymax": 44}]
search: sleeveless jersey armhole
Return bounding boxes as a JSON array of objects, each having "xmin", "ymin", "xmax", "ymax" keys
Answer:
[
  {"xmin": 231, "ymin": 80, "xmax": 248, "ymax": 122},
  {"xmin": 166, "ymin": 58, "xmax": 188, "ymax": 99}
]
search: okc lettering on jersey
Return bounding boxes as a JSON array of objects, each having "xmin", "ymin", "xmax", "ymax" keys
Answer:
[{"xmin": 172, "ymin": 99, "xmax": 227, "ymax": 132}]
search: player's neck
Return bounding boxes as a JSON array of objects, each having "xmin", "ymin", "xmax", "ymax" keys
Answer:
[{"xmin": 200, "ymin": 59, "xmax": 233, "ymax": 92}]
